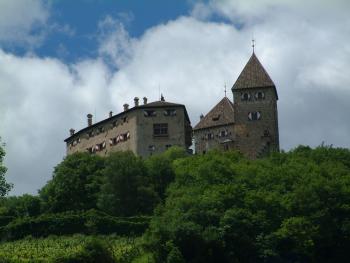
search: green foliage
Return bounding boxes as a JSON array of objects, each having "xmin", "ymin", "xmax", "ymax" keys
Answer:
[
  {"xmin": 145, "ymin": 146, "xmax": 187, "ymax": 200},
  {"xmin": 0, "ymin": 138, "xmax": 12, "ymax": 197},
  {"xmin": 0, "ymin": 210, "xmax": 150, "ymax": 241},
  {"xmin": 0, "ymin": 234, "xmax": 141, "ymax": 262},
  {"xmin": 54, "ymin": 237, "xmax": 115, "ymax": 263},
  {"xmin": 145, "ymin": 147, "xmax": 350, "ymax": 262},
  {"xmin": 98, "ymin": 151, "xmax": 159, "ymax": 216},
  {"xmin": 166, "ymin": 242, "xmax": 185, "ymax": 263},
  {"xmin": 39, "ymin": 153, "xmax": 105, "ymax": 213},
  {"xmin": 0, "ymin": 194, "xmax": 41, "ymax": 218}
]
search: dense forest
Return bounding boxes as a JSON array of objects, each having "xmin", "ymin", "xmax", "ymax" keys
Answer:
[{"xmin": 0, "ymin": 136, "xmax": 350, "ymax": 262}]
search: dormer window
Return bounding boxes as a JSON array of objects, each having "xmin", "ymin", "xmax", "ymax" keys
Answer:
[
  {"xmin": 88, "ymin": 131, "xmax": 94, "ymax": 137},
  {"xmin": 98, "ymin": 127, "xmax": 104, "ymax": 133},
  {"xmin": 112, "ymin": 121, "xmax": 117, "ymax": 128},
  {"xmin": 212, "ymin": 114, "xmax": 220, "ymax": 121},
  {"xmin": 241, "ymin": 93, "xmax": 251, "ymax": 101},
  {"xmin": 255, "ymin": 91, "xmax": 265, "ymax": 100},
  {"xmin": 248, "ymin": 111, "xmax": 261, "ymax": 121}
]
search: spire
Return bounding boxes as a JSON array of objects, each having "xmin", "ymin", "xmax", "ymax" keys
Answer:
[{"xmin": 232, "ymin": 52, "xmax": 275, "ymax": 90}]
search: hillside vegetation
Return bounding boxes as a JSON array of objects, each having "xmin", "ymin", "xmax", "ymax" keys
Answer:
[{"xmin": 0, "ymin": 143, "xmax": 350, "ymax": 262}]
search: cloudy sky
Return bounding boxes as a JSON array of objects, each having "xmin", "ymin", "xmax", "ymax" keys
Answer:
[{"xmin": 0, "ymin": 0, "xmax": 349, "ymax": 195}]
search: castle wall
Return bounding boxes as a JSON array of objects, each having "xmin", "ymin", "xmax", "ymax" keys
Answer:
[
  {"xmin": 194, "ymin": 124, "xmax": 235, "ymax": 154},
  {"xmin": 66, "ymin": 111, "xmax": 138, "ymax": 156},
  {"xmin": 233, "ymin": 87, "xmax": 279, "ymax": 158},
  {"xmin": 136, "ymin": 107, "xmax": 189, "ymax": 157}
]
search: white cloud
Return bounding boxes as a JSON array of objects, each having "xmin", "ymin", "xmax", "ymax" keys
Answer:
[
  {"xmin": 0, "ymin": 0, "xmax": 49, "ymax": 46},
  {"xmin": 98, "ymin": 15, "xmax": 136, "ymax": 68},
  {"xmin": 1, "ymin": 0, "xmax": 350, "ymax": 194},
  {"xmin": 0, "ymin": 51, "xmax": 112, "ymax": 194}
]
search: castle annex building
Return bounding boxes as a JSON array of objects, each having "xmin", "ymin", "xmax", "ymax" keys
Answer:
[
  {"xmin": 193, "ymin": 52, "xmax": 279, "ymax": 158},
  {"xmin": 64, "ymin": 97, "xmax": 192, "ymax": 157}
]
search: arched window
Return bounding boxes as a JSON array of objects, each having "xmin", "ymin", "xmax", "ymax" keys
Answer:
[
  {"xmin": 255, "ymin": 91, "xmax": 265, "ymax": 100},
  {"xmin": 241, "ymin": 92, "xmax": 251, "ymax": 101},
  {"xmin": 248, "ymin": 111, "xmax": 261, "ymax": 121}
]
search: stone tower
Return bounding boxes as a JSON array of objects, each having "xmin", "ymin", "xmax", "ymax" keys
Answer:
[{"xmin": 231, "ymin": 52, "xmax": 279, "ymax": 158}]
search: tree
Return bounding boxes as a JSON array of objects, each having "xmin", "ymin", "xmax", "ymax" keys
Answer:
[
  {"xmin": 0, "ymin": 194, "xmax": 41, "ymax": 217},
  {"xmin": 98, "ymin": 151, "xmax": 158, "ymax": 216},
  {"xmin": 145, "ymin": 147, "xmax": 350, "ymax": 262},
  {"xmin": 145, "ymin": 146, "xmax": 187, "ymax": 200},
  {"xmin": 0, "ymin": 137, "xmax": 12, "ymax": 196},
  {"xmin": 39, "ymin": 152, "xmax": 105, "ymax": 213}
]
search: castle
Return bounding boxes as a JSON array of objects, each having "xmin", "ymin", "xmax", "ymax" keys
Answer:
[
  {"xmin": 65, "ymin": 96, "xmax": 192, "ymax": 157},
  {"xmin": 64, "ymin": 51, "xmax": 279, "ymax": 159},
  {"xmin": 193, "ymin": 51, "xmax": 279, "ymax": 158}
]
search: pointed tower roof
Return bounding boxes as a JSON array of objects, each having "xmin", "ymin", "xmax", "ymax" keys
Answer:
[
  {"xmin": 232, "ymin": 53, "xmax": 275, "ymax": 90},
  {"xmin": 194, "ymin": 97, "xmax": 234, "ymax": 130}
]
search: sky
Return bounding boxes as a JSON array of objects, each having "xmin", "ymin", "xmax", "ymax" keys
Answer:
[{"xmin": 0, "ymin": 0, "xmax": 350, "ymax": 195}]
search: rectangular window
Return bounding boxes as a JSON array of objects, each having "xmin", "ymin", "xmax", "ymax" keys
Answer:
[
  {"xmin": 153, "ymin": 123, "xmax": 168, "ymax": 136},
  {"xmin": 87, "ymin": 147, "xmax": 93, "ymax": 154},
  {"xmin": 164, "ymin": 109, "xmax": 176, "ymax": 116},
  {"xmin": 149, "ymin": 145, "xmax": 155, "ymax": 151},
  {"xmin": 207, "ymin": 133, "xmax": 214, "ymax": 140},
  {"xmin": 144, "ymin": 110, "xmax": 156, "ymax": 117}
]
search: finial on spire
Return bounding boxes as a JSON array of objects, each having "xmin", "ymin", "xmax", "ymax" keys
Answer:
[
  {"xmin": 252, "ymin": 38, "xmax": 255, "ymax": 53},
  {"xmin": 224, "ymin": 83, "xmax": 227, "ymax": 97}
]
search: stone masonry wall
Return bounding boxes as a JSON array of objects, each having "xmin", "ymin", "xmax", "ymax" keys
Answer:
[
  {"xmin": 194, "ymin": 124, "xmax": 235, "ymax": 154},
  {"xmin": 232, "ymin": 87, "xmax": 279, "ymax": 158}
]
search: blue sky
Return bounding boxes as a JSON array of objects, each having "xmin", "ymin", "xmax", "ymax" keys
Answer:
[
  {"xmin": 3, "ymin": 0, "xmax": 193, "ymax": 62},
  {"xmin": 0, "ymin": 0, "xmax": 349, "ymax": 194}
]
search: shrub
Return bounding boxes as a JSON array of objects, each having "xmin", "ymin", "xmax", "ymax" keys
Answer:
[
  {"xmin": 0, "ymin": 210, "xmax": 150, "ymax": 241},
  {"xmin": 0, "ymin": 216, "xmax": 14, "ymax": 227},
  {"xmin": 54, "ymin": 237, "xmax": 115, "ymax": 263}
]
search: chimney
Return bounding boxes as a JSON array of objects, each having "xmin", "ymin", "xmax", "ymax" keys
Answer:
[
  {"xmin": 69, "ymin": 128, "xmax": 75, "ymax": 136},
  {"xmin": 87, "ymin": 114, "xmax": 93, "ymax": 126},
  {"xmin": 109, "ymin": 111, "xmax": 113, "ymax": 118},
  {"xmin": 123, "ymin": 103, "xmax": 129, "ymax": 111},
  {"xmin": 143, "ymin": 97, "xmax": 148, "ymax": 105},
  {"xmin": 200, "ymin": 114, "xmax": 204, "ymax": 120},
  {"xmin": 134, "ymin": 97, "xmax": 139, "ymax": 107},
  {"xmin": 160, "ymin": 94, "xmax": 165, "ymax": 101}
]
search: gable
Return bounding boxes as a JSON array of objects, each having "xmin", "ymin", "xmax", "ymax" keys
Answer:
[{"xmin": 194, "ymin": 97, "xmax": 235, "ymax": 130}]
